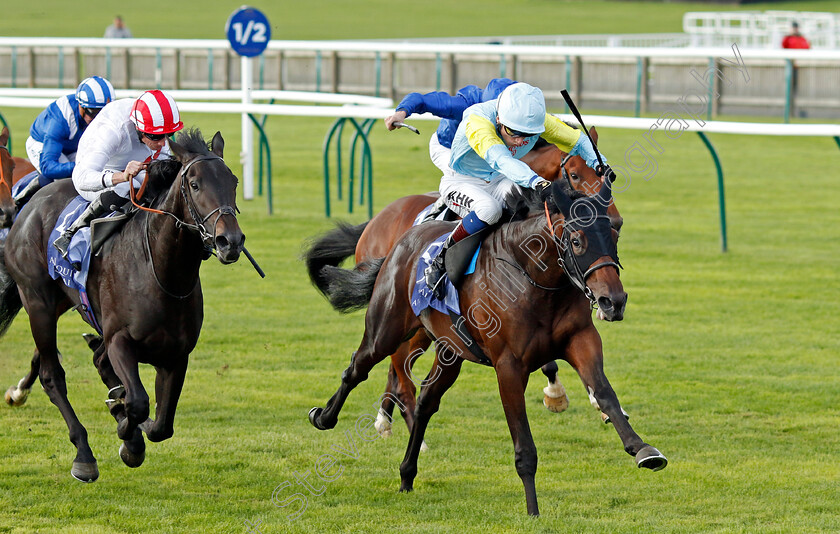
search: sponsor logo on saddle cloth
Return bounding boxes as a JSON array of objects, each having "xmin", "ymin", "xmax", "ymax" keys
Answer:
[
  {"xmin": 46, "ymin": 197, "xmax": 116, "ymax": 333},
  {"xmin": 410, "ymin": 233, "xmax": 481, "ymax": 317}
]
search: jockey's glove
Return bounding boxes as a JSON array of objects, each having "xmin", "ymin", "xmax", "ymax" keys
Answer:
[
  {"xmin": 597, "ymin": 165, "xmax": 617, "ymax": 184},
  {"xmin": 534, "ymin": 179, "xmax": 553, "ymax": 202}
]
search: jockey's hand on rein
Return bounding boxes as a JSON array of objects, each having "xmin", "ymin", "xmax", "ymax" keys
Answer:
[
  {"xmin": 597, "ymin": 165, "xmax": 617, "ymax": 184},
  {"xmin": 534, "ymin": 179, "xmax": 553, "ymax": 202}
]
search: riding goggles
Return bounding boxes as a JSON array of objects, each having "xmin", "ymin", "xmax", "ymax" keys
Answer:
[
  {"xmin": 503, "ymin": 125, "xmax": 539, "ymax": 138},
  {"xmin": 143, "ymin": 132, "xmax": 167, "ymax": 141}
]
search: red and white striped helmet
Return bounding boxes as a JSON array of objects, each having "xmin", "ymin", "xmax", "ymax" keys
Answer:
[{"xmin": 130, "ymin": 90, "xmax": 183, "ymax": 134}]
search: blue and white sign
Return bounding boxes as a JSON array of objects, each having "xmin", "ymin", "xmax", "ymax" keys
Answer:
[{"xmin": 225, "ymin": 7, "xmax": 271, "ymax": 57}]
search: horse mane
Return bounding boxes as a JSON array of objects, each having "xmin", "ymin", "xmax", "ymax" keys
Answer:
[
  {"xmin": 144, "ymin": 128, "xmax": 211, "ymax": 202},
  {"xmin": 504, "ymin": 183, "xmax": 585, "ymax": 222}
]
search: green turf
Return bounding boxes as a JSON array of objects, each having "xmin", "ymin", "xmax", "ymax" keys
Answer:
[
  {"xmin": 0, "ymin": 100, "xmax": 837, "ymax": 533},
  {"xmin": 1, "ymin": 2, "xmax": 839, "ymax": 532},
  {"xmin": 0, "ymin": 0, "xmax": 838, "ymax": 39}
]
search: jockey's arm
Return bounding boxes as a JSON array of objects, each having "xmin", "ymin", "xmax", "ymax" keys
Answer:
[
  {"xmin": 72, "ymin": 127, "xmax": 125, "ymax": 195},
  {"xmin": 464, "ymin": 114, "xmax": 542, "ymax": 189},
  {"xmin": 386, "ymin": 85, "xmax": 483, "ymax": 130},
  {"xmin": 38, "ymin": 134, "xmax": 75, "ymax": 180},
  {"xmin": 542, "ymin": 114, "xmax": 604, "ymax": 170}
]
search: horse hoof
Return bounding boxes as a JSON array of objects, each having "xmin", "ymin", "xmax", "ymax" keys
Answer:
[
  {"xmin": 543, "ymin": 393, "xmax": 569, "ymax": 413},
  {"xmin": 71, "ymin": 461, "xmax": 100, "ymax": 482},
  {"xmin": 4, "ymin": 386, "xmax": 29, "ymax": 407},
  {"xmin": 119, "ymin": 442, "xmax": 146, "ymax": 468},
  {"xmin": 308, "ymin": 407, "xmax": 327, "ymax": 430},
  {"xmin": 636, "ymin": 446, "xmax": 668, "ymax": 471}
]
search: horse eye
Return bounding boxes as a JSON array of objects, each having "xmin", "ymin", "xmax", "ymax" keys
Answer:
[
  {"xmin": 571, "ymin": 237, "xmax": 581, "ymax": 247},
  {"xmin": 569, "ymin": 173, "xmax": 580, "ymax": 182},
  {"xmin": 190, "ymin": 181, "xmax": 199, "ymax": 191}
]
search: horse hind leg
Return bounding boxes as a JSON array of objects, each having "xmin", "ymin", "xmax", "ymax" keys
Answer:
[
  {"xmin": 4, "ymin": 350, "xmax": 40, "ymax": 406},
  {"xmin": 540, "ymin": 360, "xmax": 569, "ymax": 413}
]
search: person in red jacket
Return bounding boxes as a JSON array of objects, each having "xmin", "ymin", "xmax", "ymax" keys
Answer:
[{"xmin": 782, "ymin": 21, "xmax": 810, "ymax": 49}]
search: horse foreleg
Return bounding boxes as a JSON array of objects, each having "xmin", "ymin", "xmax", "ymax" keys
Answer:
[
  {"xmin": 495, "ymin": 356, "xmax": 540, "ymax": 516},
  {"xmin": 107, "ymin": 333, "xmax": 149, "ymax": 468},
  {"xmin": 399, "ymin": 351, "xmax": 463, "ymax": 493},
  {"xmin": 142, "ymin": 357, "xmax": 189, "ymax": 443},
  {"xmin": 540, "ymin": 360, "xmax": 569, "ymax": 413},
  {"xmin": 4, "ymin": 350, "xmax": 40, "ymax": 407},
  {"xmin": 565, "ymin": 326, "xmax": 667, "ymax": 471}
]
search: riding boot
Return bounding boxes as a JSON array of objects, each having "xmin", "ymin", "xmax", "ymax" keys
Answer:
[
  {"xmin": 12, "ymin": 178, "xmax": 41, "ymax": 208},
  {"xmin": 52, "ymin": 192, "xmax": 125, "ymax": 260},
  {"xmin": 424, "ymin": 235, "xmax": 453, "ymax": 297}
]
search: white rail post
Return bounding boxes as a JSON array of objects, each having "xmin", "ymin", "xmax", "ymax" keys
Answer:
[{"xmin": 241, "ymin": 55, "xmax": 254, "ymax": 200}]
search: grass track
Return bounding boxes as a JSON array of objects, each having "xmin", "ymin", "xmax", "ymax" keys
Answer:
[{"xmin": 1, "ymin": 2, "xmax": 839, "ymax": 532}]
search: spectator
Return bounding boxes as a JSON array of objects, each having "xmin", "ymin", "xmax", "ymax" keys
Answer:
[
  {"xmin": 782, "ymin": 21, "xmax": 810, "ymax": 49},
  {"xmin": 104, "ymin": 16, "xmax": 133, "ymax": 39}
]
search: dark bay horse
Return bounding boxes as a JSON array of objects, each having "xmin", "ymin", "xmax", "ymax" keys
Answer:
[
  {"xmin": 304, "ymin": 129, "xmax": 623, "ymax": 439},
  {"xmin": 308, "ymin": 181, "xmax": 666, "ymax": 515},
  {"xmin": 0, "ymin": 128, "xmax": 244, "ymax": 482}
]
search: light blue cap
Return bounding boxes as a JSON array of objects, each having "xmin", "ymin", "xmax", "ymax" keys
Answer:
[{"xmin": 497, "ymin": 82, "xmax": 546, "ymax": 135}]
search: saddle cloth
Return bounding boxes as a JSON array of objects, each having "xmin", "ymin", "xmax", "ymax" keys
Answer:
[
  {"xmin": 409, "ymin": 233, "xmax": 481, "ymax": 317},
  {"xmin": 46, "ymin": 197, "xmax": 104, "ymax": 333}
]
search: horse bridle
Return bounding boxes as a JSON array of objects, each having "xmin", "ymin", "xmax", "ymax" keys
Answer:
[
  {"xmin": 142, "ymin": 153, "xmax": 239, "ymax": 298},
  {"xmin": 549, "ymin": 213, "xmax": 620, "ymax": 306},
  {"xmin": 177, "ymin": 154, "xmax": 238, "ymax": 250}
]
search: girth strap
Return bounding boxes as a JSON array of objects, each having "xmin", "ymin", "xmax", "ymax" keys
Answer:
[{"xmin": 447, "ymin": 310, "xmax": 492, "ymax": 366}]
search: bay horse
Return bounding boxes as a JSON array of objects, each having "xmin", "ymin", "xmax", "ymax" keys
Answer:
[
  {"xmin": 307, "ymin": 180, "xmax": 666, "ymax": 515},
  {"xmin": 0, "ymin": 128, "xmax": 244, "ymax": 482},
  {"xmin": 0, "ymin": 126, "xmax": 39, "ymax": 228},
  {"xmin": 304, "ymin": 129, "xmax": 624, "ymax": 439}
]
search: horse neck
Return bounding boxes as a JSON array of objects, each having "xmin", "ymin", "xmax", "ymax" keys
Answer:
[{"xmin": 144, "ymin": 176, "xmax": 205, "ymax": 294}]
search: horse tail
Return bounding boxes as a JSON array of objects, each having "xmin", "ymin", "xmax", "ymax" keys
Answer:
[
  {"xmin": 0, "ymin": 239, "xmax": 22, "ymax": 336},
  {"xmin": 303, "ymin": 221, "xmax": 369, "ymax": 296},
  {"xmin": 320, "ymin": 258, "xmax": 384, "ymax": 314}
]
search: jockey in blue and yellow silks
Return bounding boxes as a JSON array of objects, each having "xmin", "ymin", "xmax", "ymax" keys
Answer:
[{"xmin": 424, "ymin": 82, "xmax": 607, "ymax": 293}]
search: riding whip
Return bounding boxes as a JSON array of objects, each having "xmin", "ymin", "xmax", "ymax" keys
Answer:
[
  {"xmin": 393, "ymin": 122, "xmax": 420, "ymax": 135},
  {"xmin": 560, "ymin": 90, "xmax": 606, "ymax": 173}
]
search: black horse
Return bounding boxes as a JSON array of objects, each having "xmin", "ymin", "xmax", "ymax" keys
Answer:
[
  {"xmin": 0, "ymin": 128, "xmax": 244, "ymax": 482},
  {"xmin": 307, "ymin": 181, "xmax": 666, "ymax": 515}
]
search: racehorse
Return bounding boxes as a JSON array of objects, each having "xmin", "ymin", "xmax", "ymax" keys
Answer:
[
  {"xmin": 0, "ymin": 126, "xmax": 38, "ymax": 228},
  {"xmin": 0, "ymin": 128, "xmax": 244, "ymax": 482},
  {"xmin": 307, "ymin": 181, "xmax": 666, "ymax": 515},
  {"xmin": 304, "ymin": 129, "xmax": 623, "ymax": 438}
]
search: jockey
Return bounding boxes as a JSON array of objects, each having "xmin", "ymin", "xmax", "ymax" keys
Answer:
[
  {"xmin": 385, "ymin": 78, "xmax": 516, "ymax": 176},
  {"xmin": 52, "ymin": 90, "xmax": 183, "ymax": 259},
  {"xmin": 15, "ymin": 76, "xmax": 116, "ymax": 206},
  {"xmin": 424, "ymin": 82, "xmax": 607, "ymax": 293}
]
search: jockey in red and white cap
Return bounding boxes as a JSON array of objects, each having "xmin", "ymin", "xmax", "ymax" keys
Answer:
[{"xmin": 53, "ymin": 90, "xmax": 184, "ymax": 258}]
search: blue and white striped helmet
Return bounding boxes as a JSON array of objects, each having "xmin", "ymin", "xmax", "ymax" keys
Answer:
[{"xmin": 75, "ymin": 76, "xmax": 115, "ymax": 109}]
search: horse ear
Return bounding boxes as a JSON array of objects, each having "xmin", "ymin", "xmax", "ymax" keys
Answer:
[
  {"xmin": 0, "ymin": 127, "xmax": 8, "ymax": 148},
  {"xmin": 211, "ymin": 131, "xmax": 224, "ymax": 158},
  {"xmin": 588, "ymin": 126, "xmax": 598, "ymax": 145},
  {"xmin": 550, "ymin": 181, "xmax": 573, "ymax": 217},
  {"xmin": 168, "ymin": 138, "xmax": 191, "ymax": 164}
]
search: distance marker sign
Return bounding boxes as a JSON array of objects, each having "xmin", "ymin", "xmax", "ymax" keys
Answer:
[{"xmin": 226, "ymin": 7, "xmax": 271, "ymax": 57}]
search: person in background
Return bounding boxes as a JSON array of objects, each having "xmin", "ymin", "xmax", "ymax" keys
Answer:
[
  {"xmin": 15, "ymin": 76, "xmax": 116, "ymax": 206},
  {"xmin": 104, "ymin": 16, "xmax": 133, "ymax": 39},
  {"xmin": 782, "ymin": 21, "xmax": 810, "ymax": 49},
  {"xmin": 52, "ymin": 90, "xmax": 183, "ymax": 258}
]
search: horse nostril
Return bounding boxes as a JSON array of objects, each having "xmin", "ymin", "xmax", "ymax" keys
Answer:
[
  {"xmin": 598, "ymin": 297, "xmax": 614, "ymax": 311},
  {"xmin": 215, "ymin": 235, "xmax": 229, "ymax": 251}
]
